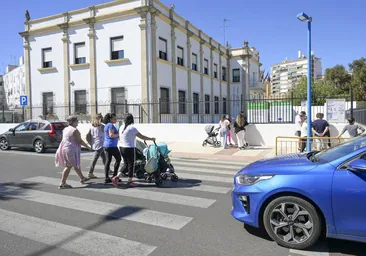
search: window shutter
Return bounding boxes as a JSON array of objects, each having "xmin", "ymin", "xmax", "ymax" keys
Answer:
[
  {"xmin": 75, "ymin": 44, "xmax": 86, "ymax": 58},
  {"xmin": 177, "ymin": 47, "xmax": 183, "ymax": 59},
  {"xmin": 43, "ymin": 49, "xmax": 52, "ymax": 62},
  {"xmin": 159, "ymin": 38, "xmax": 166, "ymax": 52},
  {"xmin": 112, "ymin": 37, "xmax": 124, "ymax": 51}
]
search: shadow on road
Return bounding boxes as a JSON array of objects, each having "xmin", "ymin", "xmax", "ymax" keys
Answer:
[
  {"xmin": 24, "ymin": 205, "xmax": 145, "ymax": 256},
  {"xmin": 0, "ymin": 182, "xmax": 40, "ymax": 201},
  {"xmin": 244, "ymin": 224, "xmax": 366, "ymax": 255}
]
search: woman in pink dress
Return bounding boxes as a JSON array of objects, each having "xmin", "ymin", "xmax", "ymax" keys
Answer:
[{"xmin": 55, "ymin": 115, "xmax": 92, "ymax": 189}]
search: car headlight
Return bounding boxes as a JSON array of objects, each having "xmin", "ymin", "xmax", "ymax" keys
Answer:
[{"xmin": 235, "ymin": 175, "xmax": 274, "ymax": 185}]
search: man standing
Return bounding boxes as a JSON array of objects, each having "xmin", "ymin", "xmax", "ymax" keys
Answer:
[{"xmin": 295, "ymin": 111, "xmax": 306, "ymax": 151}]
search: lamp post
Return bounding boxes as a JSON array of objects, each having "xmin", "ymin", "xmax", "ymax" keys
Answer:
[{"xmin": 297, "ymin": 12, "xmax": 312, "ymax": 152}]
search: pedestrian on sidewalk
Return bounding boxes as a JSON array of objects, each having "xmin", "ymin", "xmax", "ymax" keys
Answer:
[
  {"xmin": 112, "ymin": 113, "xmax": 155, "ymax": 187},
  {"xmin": 226, "ymin": 114, "xmax": 236, "ymax": 147},
  {"xmin": 103, "ymin": 113, "xmax": 121, "ymax": 184},
  {"xmin": 312, "ymin": 113, "xmax": 329, "ymax": 151},
  {"xmin": 338, "ymin": 118, "xmax": 365, "ymax": 139},
  {"xmin": 234, "ymin": 113, "xmax": 249, "ymax": 150},
  {"xmin": 218, "ymin": 114, "xmax": 230, "ymax": 149},
  {"xmin": 300, "ymin": 115, "xmax": 308, "ymax": 152},
  {"xmin": 86, "ymin": 113, "xmax": 106, "ymax": 179},
  {"xmin": 55, "ymin": 115, "xmax": 92, "ymax": 189},
  {"xmin": 295, "ymin": 111, "xmax": 306, "ymax": 151}
]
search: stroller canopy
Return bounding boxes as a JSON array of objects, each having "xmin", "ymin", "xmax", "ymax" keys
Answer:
[
  {"xmin": 136, "ymin": 139, "xmax": 146, "ymax": 152},
  {"xmin": 144, "ymin": 143, "xmax": 171, "ymax": 159},
  {"xmin": 204, "ymin": 125, "xmax": 215, "ymax": 134}
]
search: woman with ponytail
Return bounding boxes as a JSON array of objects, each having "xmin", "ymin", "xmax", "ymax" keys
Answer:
[
  {"xmin": 103, "ymin": 113, "xmax": 121, "ymax": 184},
  {"xmin": 112, "ymin": 113, "xmax": 155, "ymax": 186}
]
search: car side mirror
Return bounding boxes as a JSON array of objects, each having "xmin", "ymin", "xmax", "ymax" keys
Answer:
[
  {"xmin": 347, "ymin": 159, "xmax": 366, "ymax": 172},
  {"xmin": 9, "ymin": 128, "xmax": 14, "ymax": 132}
]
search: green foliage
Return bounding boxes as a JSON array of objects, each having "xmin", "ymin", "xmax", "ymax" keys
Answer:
[
  {"xmin": 349, "ymin": 58, "xmax": 366, "ymax": 101},
  {"xmin": 324, "ymin": 65, "xmax": 351, "ymax": 91}
]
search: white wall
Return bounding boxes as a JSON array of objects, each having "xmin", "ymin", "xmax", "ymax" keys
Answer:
[
  {"xmin": 95, "ymin": 16, "xmax": 142, "ymax": 103},
  {"xmin": 1, "ymin": 123, "xmax": 354, "ymax": 148},
  {"xmin": 29, "ymin": 31, "xmax": 65, "ymax": 105},
  {"xmin": 3, "ymin": 65, "xmax": 26, "ymax": 109}
]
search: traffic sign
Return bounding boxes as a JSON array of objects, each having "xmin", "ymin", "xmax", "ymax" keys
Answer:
[{"xmin": 20, "ymin": 96, "xmax": 28, "ymax": 106}]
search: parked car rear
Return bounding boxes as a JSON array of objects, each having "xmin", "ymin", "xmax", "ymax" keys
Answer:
[{"xmin": 0, "ymin": 120, "xmax": 68, "ymax": 153}]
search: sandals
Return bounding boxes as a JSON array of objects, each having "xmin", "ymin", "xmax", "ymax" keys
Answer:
[{"xmin": 80, "ymin": 177, "xmax": 90, "ymax": 184}]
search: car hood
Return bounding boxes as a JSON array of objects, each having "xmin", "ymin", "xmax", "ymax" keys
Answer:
[{"xmin": 237, "ymin": 153, "xmax": 317, "ymax": 175}]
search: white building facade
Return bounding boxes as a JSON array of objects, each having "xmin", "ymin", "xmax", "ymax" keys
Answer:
[
  {"xmin": 2, "ymin": 57, "xmax": 26, "ymax": 110},
  {"xmin": 270, "ymin": 51, "xmax": 322, "ymax": 95},
  {"xmin": 20, "ymin": 0, "xmax": 264, "ymax": 123}
]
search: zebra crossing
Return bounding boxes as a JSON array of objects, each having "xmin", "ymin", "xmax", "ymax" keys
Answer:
[{"xmin": 0, "ymin": 157, "xmax": 246, "ymax": 256}]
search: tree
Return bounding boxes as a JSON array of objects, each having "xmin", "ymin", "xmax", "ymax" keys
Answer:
[
  {"xmin": 349, "ymin": 58, "xmax": 366, "ymax": 101},
  {"xmin": 291, "ymin": 77, "xmax": 342, "ymax": 105},
  {"xmin": 324, "ymin": 65, "xmax": 351, "ymax": 93}
]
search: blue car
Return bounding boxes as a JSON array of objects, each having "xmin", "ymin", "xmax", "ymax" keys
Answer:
[{"xmin": 232, "ymin": 134, "xmax": 366, "ymax": 250}]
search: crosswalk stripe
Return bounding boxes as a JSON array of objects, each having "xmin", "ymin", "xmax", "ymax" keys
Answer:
[
  {"xmin": 289, "ymin": 249, "xmax": 330, "ymax": 256},
  {"xmin": 64, "ymin": 172, "xmax": 231, "ymax": 194},
  {"xmin": 93, "ymin": 164, "xmax": 239, "ymax": 175},
  {"xmin": 23, "ymin": 177, "xmax": 216, "ymax": 208},
  {"xmin": 171, "ymin": 158, "xmax": 249, "ymax": 166},
  {"xmin": 0, "ymin": 208, "xmax": 156, "ymax": 256},
  {"xmin": 4, "ymin": 187, "xmax": 193, "ymax": 230},
  {"xmin": 171, "ymin": 159, "xmax": 246, "ymax": 169}
]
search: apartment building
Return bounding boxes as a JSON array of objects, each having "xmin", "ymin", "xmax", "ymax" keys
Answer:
[
  {"xmin": 2, "ymin": 57, "xmax": 26, "ymax": 110},
  {"xmin": 19, "ymin": 0, "xmax": 264, "ymax": 123},
  {"xmin": 270, "ymin": 51, "xmax": 322, "ymax": 95}
]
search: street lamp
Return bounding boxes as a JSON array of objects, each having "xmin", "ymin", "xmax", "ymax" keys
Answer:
[{"xmin": 297, "ymin": 12, "xmax": 312, "ymax": 152}]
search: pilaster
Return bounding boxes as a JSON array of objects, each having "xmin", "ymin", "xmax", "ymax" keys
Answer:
[
  {"xmin": 170, "ymin": 10, "xmax": 178, "ymax": 122},
  {"xmin": 21, "ymin": 32, "xmax": 32, "ymax": 119},
  {"xmin": 218, "ymin": 44, "xmax": 222, "ymax": 113},
  {"xmin": 186, "ymin": 21, "xmax": 193, "ymax": 123},
  {"xmin": 226, "ymin": 56, "xmax": 231, "ymax": 115},
  {"xmin": 199, "ymin": 34, "xmax": 204, "ymax": 123},
  {"xmin": 150, "ymin": 12, "xmax": 159, "ymax": 123},
  {"xmin": 209, "ymin": 39, "xmax": 214, "ymax": 118},
  {"xmin": 84, "ymin": 9, "xmax": 97, "ymax": 117}
]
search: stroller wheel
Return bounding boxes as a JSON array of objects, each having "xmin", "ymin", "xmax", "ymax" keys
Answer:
[
  {"xmin": 202, "ymin": 141, "xmax": 207, "ymax": 147},
  {"xmin": 215, "ymin": 141, "xmax": 222, "ymax": 148},
  {"xmin": 171, "ymin": 175, "xmax": 178, "ymax": 182},
  {"xmin": 147, "ymin": 177, "xmax": 153, "ymax": 183},
  {"xmin": 136, "ymin": 170, "xmax": 145, "ymax": 179},
  {"xmin": 155, "ymin": 178, "xmax": 163, "ymax": 186},
  {"xmin": 161, "ymin": 173, "xmax": 168, "ymax": 180}
]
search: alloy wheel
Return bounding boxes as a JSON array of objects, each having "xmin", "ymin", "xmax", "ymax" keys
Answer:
[
  {"xmin": 34, "ymin": 140, "xmax": 44, "ymax": 153},
  {"xmin": 269, "ymin": 202, "xmax": 314, "ymax": 244},
  {"xmin": 0, "ymin": 139, "xmax": 9, "ymax": 150}
]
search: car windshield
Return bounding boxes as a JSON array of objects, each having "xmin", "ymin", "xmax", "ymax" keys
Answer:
[{"xmin": 313, "ymin": 135, "xmax": 366, "ymax": 163}]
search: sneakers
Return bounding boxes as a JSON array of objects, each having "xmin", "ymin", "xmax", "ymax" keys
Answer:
[
  {"xmin": 88, "ymin": 173, "xmax": 98, "ymax": 179},
  {"xmin": 58, "ymin": 184, "xmax": 72, "ymax": 189},
  {"xmin": 112, "ymin": 176, "xmax": 119, "ymax": 187},
  {"xmin": 104, "ymin": 177, "xmax": 112, "ymax": 184}
]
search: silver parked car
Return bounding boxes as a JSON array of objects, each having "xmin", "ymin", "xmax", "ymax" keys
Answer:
[{"xmin": 0, "ymin": 120, "xmax": 68, "ymax": 153}]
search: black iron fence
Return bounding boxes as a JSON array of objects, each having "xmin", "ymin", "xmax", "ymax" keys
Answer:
[{"xmin": 0, "ymin": 95, "xmax": 363, "ymax": 125}]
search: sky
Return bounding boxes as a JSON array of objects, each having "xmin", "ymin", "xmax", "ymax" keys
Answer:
[{"xmin": 1, "ymin": 0, "xmax": 365, "ymax": 75}]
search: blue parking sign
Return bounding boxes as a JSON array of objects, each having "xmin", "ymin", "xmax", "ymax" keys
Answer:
[{"xmin": 20, "ymin": 96, "xmax": 28, "ymax": 106}]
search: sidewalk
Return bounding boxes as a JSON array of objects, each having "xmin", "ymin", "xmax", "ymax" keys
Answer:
[{"xmin": 164, "ymin": 142, "xmax": 275, "ymax": 163}]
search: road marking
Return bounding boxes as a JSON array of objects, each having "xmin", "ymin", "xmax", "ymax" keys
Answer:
[
  {"xmin": 0, "ymin": 208, "xmax": 156, "ymax": 256},
  {"xmin": 289, "ymin": 249, "xmax": 330, "ymax": 256},
  {"xmin": 93, "ymin": 164, "xmax": 239, "ymax": 175},
  {"xmin": 23, "ymin": 177, "xmax": 217, "ymax": 208},
  {"xmin": 4, "ymin": 187, "xmax": 193, "ymax": 230},
  {"xmin": 64, "ymin": 172, "xmax": 231, "ymax": 194}
]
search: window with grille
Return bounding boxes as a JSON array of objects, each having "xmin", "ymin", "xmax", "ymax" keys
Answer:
[
  {"xmin": 160, "ymin": 88, "xmax": 170, "ymax": 114},
  {"xmin": 204, "ymin": 59, "xmax": 208, "ymax": 75},
  {"xmin": 222, "ymin": 97, "xmax": 227, "ymax": 114},
  {"xmin": 214, "ymin": 63, "xmax": 218, "ymax": 78},
  {"xmin": 222, "ymin": 66, "xmax": 227, "ymax": 81},
  {"xmin": 193, "ymin": 93, "xmax": 199, "ymax": 114},
  {"xmin": 111, "ymin": 87, "xmax": 126, "ymax": 119},
  {"xmin": 233, "ymin": 68, "xmax": 240, "ymax": 82},
  {"xmin": 192, "ymin": 53, "xmax": 197, "ymax": 71},
  {"xmin": 159, "ymin": 38, "xmax": 167, "ymax": 60},
  {"xmin": 111, "ymin": 36, "xmax": 124, "ymax": 60},
  {"xmin": 214, "ymin": 96, "xmax": 219, "ymax": 114},
  {"xmin": 42, "ymin": 92, "xmax": 53, "ymax": 115},
  {"xmin": 178, "ymin": 90, "xmax": 186, "ymax": 114},
  {"xmin": 42, "ymin": 48, "xmax": 52, "ymax": 68},
  {"xmin": 74, "ymin": 43, "xmax": 86, "ymax": 64},
  {"xmin": 204, "ymin": 95, "xmax": 210, "ymax": 114},
  {"xmin": 177, "ymin": 46, "xmax": 184, "ymax": 66},
  {"xmin": 75, "ymin": 90, "xmax": 87, "ymax": 114}
]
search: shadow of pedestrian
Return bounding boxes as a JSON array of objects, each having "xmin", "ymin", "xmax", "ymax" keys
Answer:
[
  {"xmin": 24, "ymin": 205, "xmax": 145, "ymax": 256},
  {"xmin": 0, "ymin": 182, "xmax": 40, "ymax": 201}
]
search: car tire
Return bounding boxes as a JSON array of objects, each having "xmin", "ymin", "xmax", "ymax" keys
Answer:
[
  {"xmin": 263, "ymin": 196, "xmax": 322, "ymax": 250},
  {"xmin": 0, "ymin": 138, "xmax": 11, "ymax": 151},
  {"xmin": 34, "ymin": 140, "xmax": 46, "ymax": 153}
]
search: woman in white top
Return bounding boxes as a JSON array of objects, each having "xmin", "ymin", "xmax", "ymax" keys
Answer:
[
  {"xmin": 218, "ymin": 114, "xmax": 230, "ymax": 149},
  {"xmin": 300, "ymin": 115, "xmax": 308, "ymax": 152},
  {"xmin": 111, "ymin": 113, "xmax": 155, "ymax": 186}
]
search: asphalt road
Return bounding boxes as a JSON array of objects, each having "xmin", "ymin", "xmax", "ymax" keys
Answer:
[{"xmin": 0, "ymin": 149, "xmax": 365, "ymax": 256}]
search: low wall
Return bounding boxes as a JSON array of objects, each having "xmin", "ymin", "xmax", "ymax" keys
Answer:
[{"xmin": 1, "ymin": 122, "xmax": 354, "ymax": 147}]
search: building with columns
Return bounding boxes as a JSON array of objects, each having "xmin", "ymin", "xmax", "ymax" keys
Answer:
[{"xmin": 19, "ymin": 0, "xmax": 264, "ymax": 123}]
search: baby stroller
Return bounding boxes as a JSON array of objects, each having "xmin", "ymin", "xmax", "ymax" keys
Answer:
[
  {"xmin": 202, "ymin": 125, "xmax": 221, "ymax": 147},
  {"xmin": 143, "ymin": 141, "xmax": 178, "ymax": 185},
  {"xmin": 120, "ymin": 139, "xmax": 147, "ymax": 179}
]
